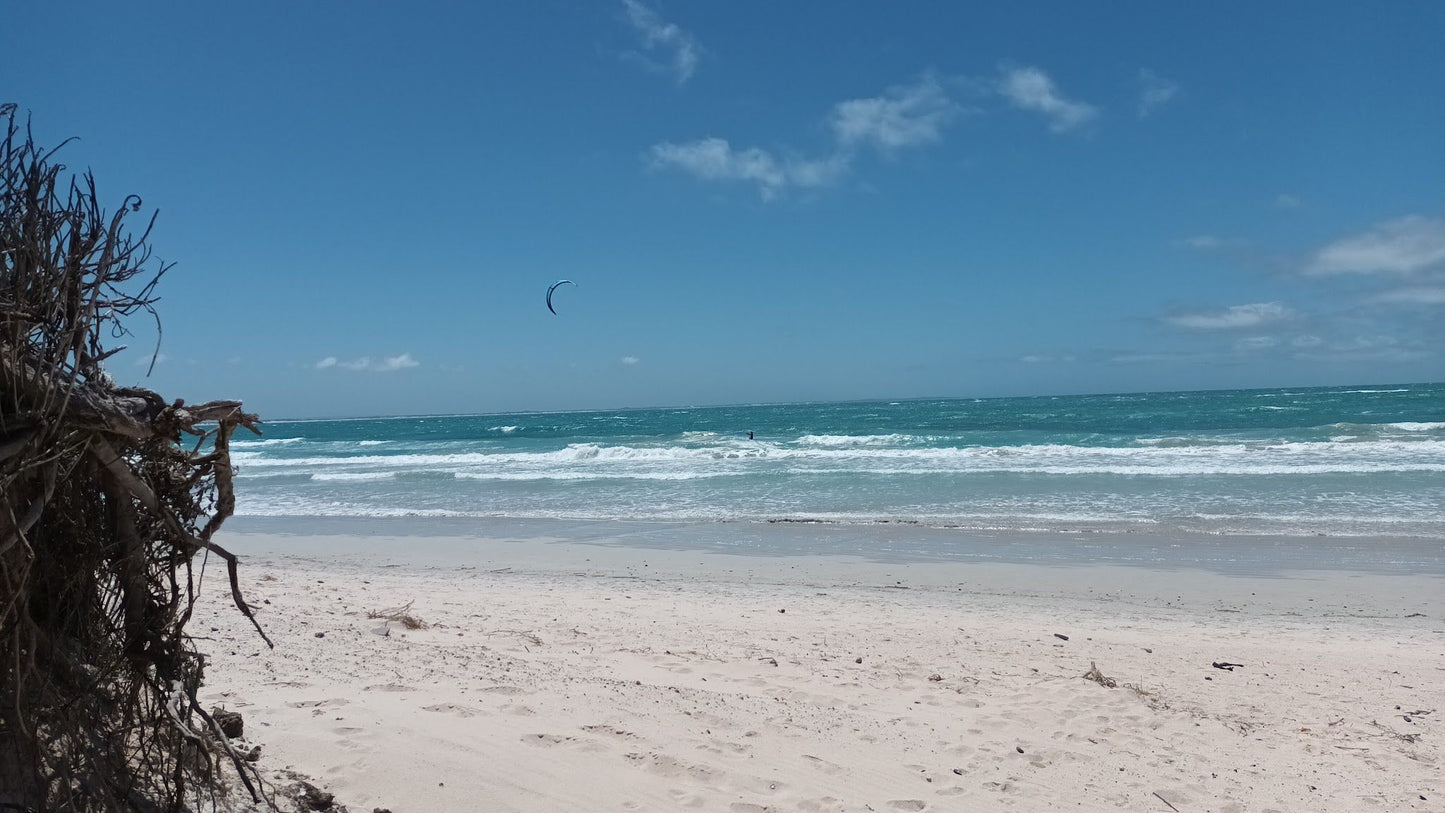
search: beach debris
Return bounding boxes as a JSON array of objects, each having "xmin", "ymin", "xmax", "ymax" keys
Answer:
[
  {"xmin": 1211, "ymin": 661, "xmax": 1245, "ymax": 671},
  {"xmin": 314, "ymin": 631, "xmax": 325, "ymax": 638},
  {"xmin": 211, "ymin": 707, "xmax": 244, "ymax": 738},
  {"xmin": 546, "ymin": 279, "xmax": 577, "ymax": 315},
  {"xmin": 245, "ymin": 745, "xmax": 262, "ymax": 762},
  {"xmin": 1152, "ymin": 790, "xmax": 1181, "ymax": 812},
  {"xmin": 928, "ymin": 673, "xmax": 943, "ymax": 682},
  {"xmin": 1083, "ymin": 661, "xmax": 1117, "ymax": 689},
  {"xmin": 952, "ymin": 768, "xmax": 964, "ymax": 776},
  {"xmin": 291, "ymin": 781, "xmax": 336, "ymax": 811},
  {"xmin": 1404, "ymin": 612, "xmax": 1425, "ymax": 617},
  {"xmin": 368, "ymin": 601, "xmax": 429, "ymax": 630},
  {"xmin": 760, "ymin": 657, "xmax": 779, "ymax": 666},
  {"xmin": 1053, "ymin": 633, "xmax": 1069, "ymax": 641}
]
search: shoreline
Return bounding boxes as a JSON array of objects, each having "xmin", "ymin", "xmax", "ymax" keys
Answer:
[
  {"xmin": 204, "ymin": 525, "xmax": 1443, "ymax": 811},
  {"xmin": 225, "ymin": 514, "xmax": 1445, "ymax": 575}
]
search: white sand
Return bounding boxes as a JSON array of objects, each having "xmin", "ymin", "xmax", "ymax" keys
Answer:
[{"xmin": 201, "ymin": 533, "xmax": 1443, "ymax": 812}]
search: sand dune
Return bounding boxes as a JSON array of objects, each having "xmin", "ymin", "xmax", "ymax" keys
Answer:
[{"xmin": 202, "ymin": 546, "xmax": 1441, "ymax": 812}]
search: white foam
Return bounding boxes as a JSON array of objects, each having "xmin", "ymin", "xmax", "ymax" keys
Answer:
[
  {"xmin": 794, "ymin": 433, "xmax": 914, "ymax": 447},
  {"xmin": 232, "ymin": 437, "xmax": 305, "ymax": 448},
  {"xmin": 232, "ymin": 435, "xmax": 1445, "ymax": 482},
  {"xmin": 1342, "ymin": 388, "xmax": 1410, "ymax": 394}
]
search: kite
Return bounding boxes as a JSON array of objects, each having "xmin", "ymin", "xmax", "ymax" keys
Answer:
[{"xmin": 546, "ymin": 279, "xmax": 576, "ymax": 315}]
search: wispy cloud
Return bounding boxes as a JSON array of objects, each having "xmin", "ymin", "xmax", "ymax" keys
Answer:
[
  {"xmin": 649, "ymin": 138, "xmax": 845, "ymax": 199},
  {"xmin": 1019, "ymin": 354, "xmax": 1076, "ymax": 364},
  {"xmin": 1109, "ymin": 350, "xmax": 1214, "ymax": 365},
  {"xmin": 620, "ymin": 355, "xmax": 640, "ymax": 365},
  {"xmin": 1275, "ymin": 193, "xmax": 1301, "ymax": 209},
  {"xmin": 1307, "ymin": 215, "xmax": 1445, "ymax": 275},
  {"xmin": 316, "ymin": 353, "xmax": 420, "ymax": 373},
  {"xmin": 375, "ymin": 353, "xmax": 420, "ymax": 371},
  {"xmin": 1233, "ymin": 335, "xmax": 1279, "ymax": 352},
  {"xmin": 651, "ymin": 75, "xmax": 961, "ymax": 199},
  {"xmin": 1136, "ymin": 69, "xmax": 1178, "ymax": 117},
  {"xmin": 1371, "ymin": 285, "xmax": 1445, "ymax": 305},
  {"xmin": 1164, "ymin": 302, "xmax": 1293, "ymax": 330},
  {"xmin": 1181, "ymin": 235, "xmax": 1222, "ymax": 250},
  {"xmin": 621, "ymin": 0, "xmax": 700, "ymax": 84},
  {"xmin": 831, "ymin": 75, "xmax": 959, "ymax": 151},
  {"xmin": 1294, "ymin": 335, "xmax": 1429, "ymax": 363},
  {"xmin": 134, "ymin": 352, "xmax": 169, "ymax": 367},
  {"xmin": 996, "ymin": 65, "xmax": 1098, "ymax": 133}
]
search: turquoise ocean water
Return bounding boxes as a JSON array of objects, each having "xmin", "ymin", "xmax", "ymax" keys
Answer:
[{"xmin": 232, "ymin": 384, "xmax": 1445, "ymax": 540}]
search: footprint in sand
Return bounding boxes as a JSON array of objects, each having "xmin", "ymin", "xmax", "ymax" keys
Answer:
[
  {"xmin": 362, "ymin": 682, "xmax": 416, "ymax": 692},
  {"xmin": 287, "ymin": 698, "xmax": 350, "ymax": 709},
  {"xmin": 480, "ymin": 685, "xmax": 528, "ymax": 696},
  {"xmin": 800, "ymin": 754, "xmax": 844, "ymax": 775},
  {"xmin": 888, "ymin": 801, "xmax": 926, "ymax": 811},
  {"xmin": 581, "ymin": 724, "xmax": 639, "ymax": 740},
  {"xmin": 422, "ymin": 703, "xmax": 483, "ymax": 718}
]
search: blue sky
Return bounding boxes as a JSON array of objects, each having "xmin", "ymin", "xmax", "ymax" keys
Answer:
[{"xmin": 4, "ymin": 1, "xmax": 1443, "ymax": 417}]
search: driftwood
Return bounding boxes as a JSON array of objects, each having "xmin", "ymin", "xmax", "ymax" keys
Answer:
[{"xmin": 0, "ymin": 103, "xmax": 267, "ymax": 811}]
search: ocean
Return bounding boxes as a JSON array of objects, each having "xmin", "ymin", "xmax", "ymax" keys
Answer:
[{"xmin": 230, "ymin": 383, "xmax": 1445, "ymax": 541}]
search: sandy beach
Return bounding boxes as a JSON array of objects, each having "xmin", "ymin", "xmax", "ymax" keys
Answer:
[{"xmin": 199, "ymin": 525, "xmax": 1443, "ymax": 812}]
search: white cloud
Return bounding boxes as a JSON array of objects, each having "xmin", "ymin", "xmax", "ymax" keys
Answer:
[
  {"xmin": 1308, "ymin": 215, "xmax": 1445, "ymax": 275},
  {"xmin": 1136, "ymin": 69, "xmax": 1178, "ymax": 117},
  {"xmin": 135, "ymin": 352, "xmax": 169, "ymax": 367},
  {"xmin": 1290, "ymin": 335, "xmax": 1323, "ymax": 348},
  {"xmin": 621, "ymin": 0, "xmax": 700, "ymax": 84},
  {"xmin": 1233, "ymin": 335, "xmax": 1278, "ymax": 352},
  {"xmin": 831, "ymin": 75, "xmax": 958, "ymax": 151},
  {"xmin": 1371, "ymin": 285, "xmax": 1445, "ymax": 305},
  {"xmin": 997, "ymin": 66, "xmax": 1098, "ymax": 132},
  {"xmin": 375, "ymin": 353, "xmax": 420, "ymax": 372},
  {"xmin": 1019, "ymin": 354, "xmax": 1075, "ymax": 363},
  {"xmin": 621, "ymin": 355, "xmax": 640, "ymax": 365},
  {"xmin": 1165, "ymin": 302, "xmax": 1292, "ymax": 330},
  {"xmin": 1275, "ymin": 194, "xmax": 1301, "ymax": 209},
  {"xmin": 317, "ymin": 353, "xmax": 420, "ymax": 373},
  {"xmin": 649, "ymin": 138, "xmax": 844, "ymax": 199}
]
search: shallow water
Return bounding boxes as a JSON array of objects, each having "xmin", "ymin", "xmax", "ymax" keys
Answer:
[{"xmin": 232, "ymin": 383, "xmax": 1445, "ymax": 540}]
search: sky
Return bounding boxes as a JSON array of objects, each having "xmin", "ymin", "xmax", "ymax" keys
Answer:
[{"xmin": 3, "ymin": 1, "xmax": 1444, "ymax": 418}]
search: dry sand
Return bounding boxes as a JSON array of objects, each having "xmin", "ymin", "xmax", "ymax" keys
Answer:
[{"xmin": 200, "ymin": 533, "xmax": 1443, "ymax": 812}]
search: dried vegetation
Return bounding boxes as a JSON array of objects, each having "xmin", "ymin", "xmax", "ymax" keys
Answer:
[{"xmin": 0, "ymin": 103, "xmax": 267, "ymax": 811}]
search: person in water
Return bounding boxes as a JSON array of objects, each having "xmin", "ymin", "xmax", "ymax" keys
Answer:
[{"xmin": 748, "ymin": 431, "xmax": 754, "ymax": 440}]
